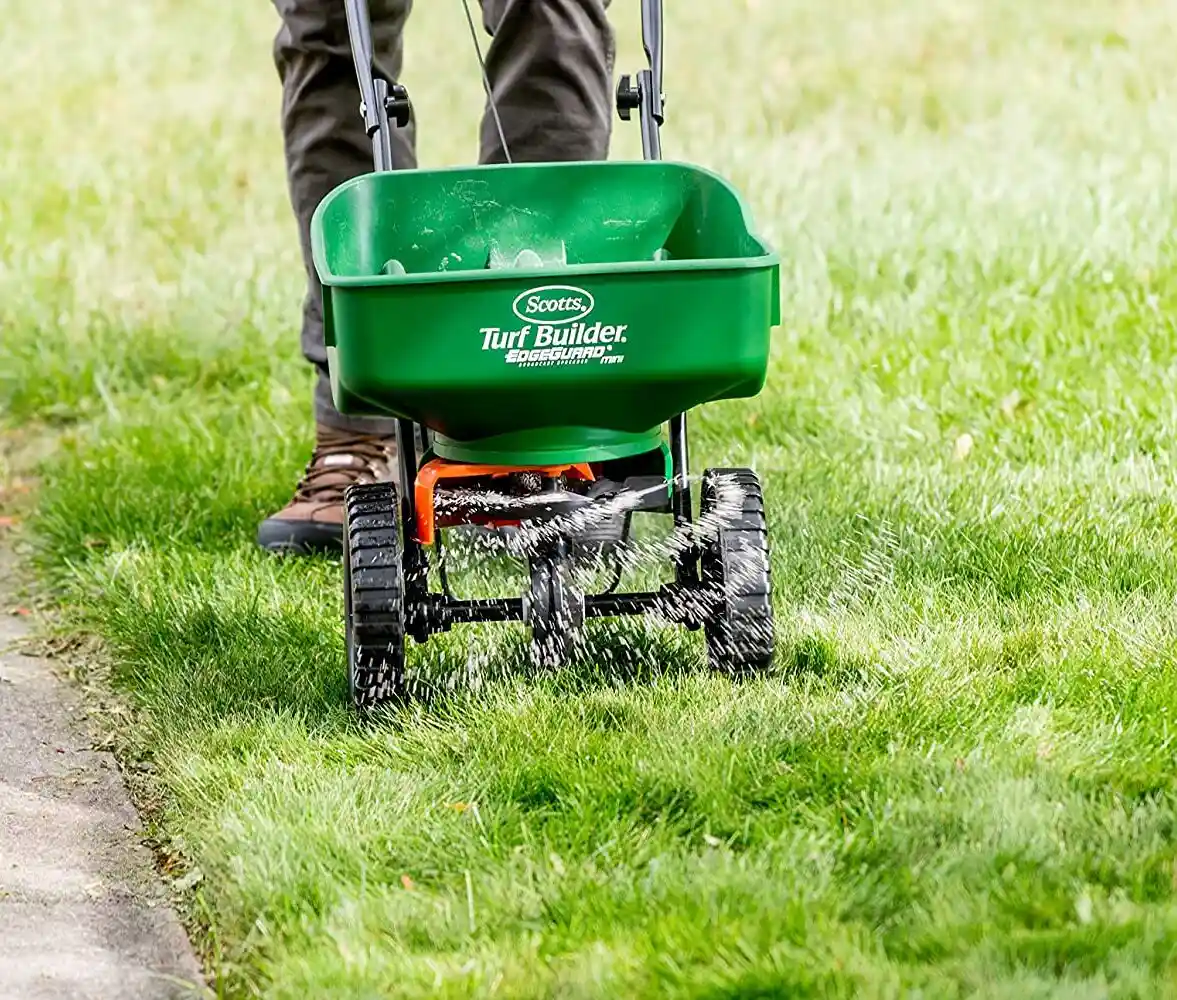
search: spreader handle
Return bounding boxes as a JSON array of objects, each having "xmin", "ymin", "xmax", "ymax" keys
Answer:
[
  {"xmin": 641, "ymin": 0, "xmax": 664, "ymax": 127},
  {"xmin": 344, "ymin": 0, "xmax": 411, "ymax": 172},
  {"xmin": 638, "ymin": 0, "xmax": 665, "ymax": 161}
]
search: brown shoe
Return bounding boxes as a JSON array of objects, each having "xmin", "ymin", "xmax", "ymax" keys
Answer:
[{"xmin": 257, "ymin": 423, "xmax": 398, "ymax": 556}]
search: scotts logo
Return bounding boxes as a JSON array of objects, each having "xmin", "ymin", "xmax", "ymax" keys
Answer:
[{"xmin": 512, "ymin": 284, "xmax": 595, "ymax": 325}]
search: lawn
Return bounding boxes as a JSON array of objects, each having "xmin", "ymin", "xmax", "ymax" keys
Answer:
[{"xmin": 5, "ymin": 0, "xmax": 1177, "ymax": 996}]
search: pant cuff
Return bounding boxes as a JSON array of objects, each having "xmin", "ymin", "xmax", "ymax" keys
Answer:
[{"xmin": 313, "ymin": 370, "xmax": 400, "ymax": 436}]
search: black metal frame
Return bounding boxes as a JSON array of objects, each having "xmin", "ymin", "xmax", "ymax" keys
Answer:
[
  {"xmin": 341, "ymin": 0, "xmax": 703, "ymax": 639},
  {"xmin": 427, "ymin": 590, "xmax": 698, "ymax": 628}
]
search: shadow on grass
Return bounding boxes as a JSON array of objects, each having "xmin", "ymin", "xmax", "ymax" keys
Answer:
[
  {"xmin": 105, "ymin": 550, "xmax": 719, "ymax": 734},
  {"xmin": 106, "ymin": 593, "xmax": 351, "ymax": 725},
  {"xmin": 383, "ymin": 613, "xmax": 713, "ymax": 716}
]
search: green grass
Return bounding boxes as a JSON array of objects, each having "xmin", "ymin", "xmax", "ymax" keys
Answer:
[{"xmin": 7, "ymin": 0, "xmax": 1177, "ymax": 995}]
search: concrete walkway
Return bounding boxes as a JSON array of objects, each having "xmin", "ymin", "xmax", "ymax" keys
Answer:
[{"xmin": 0, "ymin": 550, "xmax": 207, "ymax": 1000}]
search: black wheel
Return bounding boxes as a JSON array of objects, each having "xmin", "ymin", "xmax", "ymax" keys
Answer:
[
  {"xmin": 699, "ymin": 468, "xmax": 774, "ymax": 674},
  {"xmin": 343, "ymin": 482, "xmax": 406, "ymax": 710}
]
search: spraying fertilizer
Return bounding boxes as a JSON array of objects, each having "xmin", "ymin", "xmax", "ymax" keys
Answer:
[{"xmin": 317, "ymin": 0, "xmax": 783, "ymax": 709}]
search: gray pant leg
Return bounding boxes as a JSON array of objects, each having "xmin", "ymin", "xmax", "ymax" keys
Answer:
[
  {"xmin": 478, "ymin": 0, "xmax": 615, "ymax": 164},
  {"xmin": 274, "ymin": 0, "xmax": 614, "ymax": 434},
  {"xmin": 273, "ymin": 0, "xmax": 414, "ymax": 434}
]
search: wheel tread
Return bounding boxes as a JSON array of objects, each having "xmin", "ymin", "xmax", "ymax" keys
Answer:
[
  {"xmin": 344, "ymin": 482, "xmax": 406, "ymax": 709},
  {"xmin": 700, "ymin": 468, "xmax": 774, "ymax": 675}
]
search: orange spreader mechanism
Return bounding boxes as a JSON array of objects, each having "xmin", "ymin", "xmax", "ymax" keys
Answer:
[{"xmin": 413, "ymin": 458, "xmax": 595, "ymax": 546}]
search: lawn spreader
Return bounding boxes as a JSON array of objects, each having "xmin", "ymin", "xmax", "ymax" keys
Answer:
[{"xmin": 315, "ymin": 0, "xmax": 782, "ymax": 709}]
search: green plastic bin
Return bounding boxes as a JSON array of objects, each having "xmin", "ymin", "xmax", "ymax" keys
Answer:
[{"xmin": 311, "ymin": 159, "xmax": 780, "ymax": 467}]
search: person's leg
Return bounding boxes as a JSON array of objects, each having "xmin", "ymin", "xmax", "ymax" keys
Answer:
[
  {"xmin": 260, "ymin": 0, "xmax": 414, "ymax": 556},
  {"xmin": 477, "ymin": 0, "xmax": 615, "ymax": 165}
]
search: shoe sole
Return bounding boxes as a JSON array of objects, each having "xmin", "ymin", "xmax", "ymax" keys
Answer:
[{"xmin": 257, "ymin": 518, "xmax": 343, "ymax": 557}]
